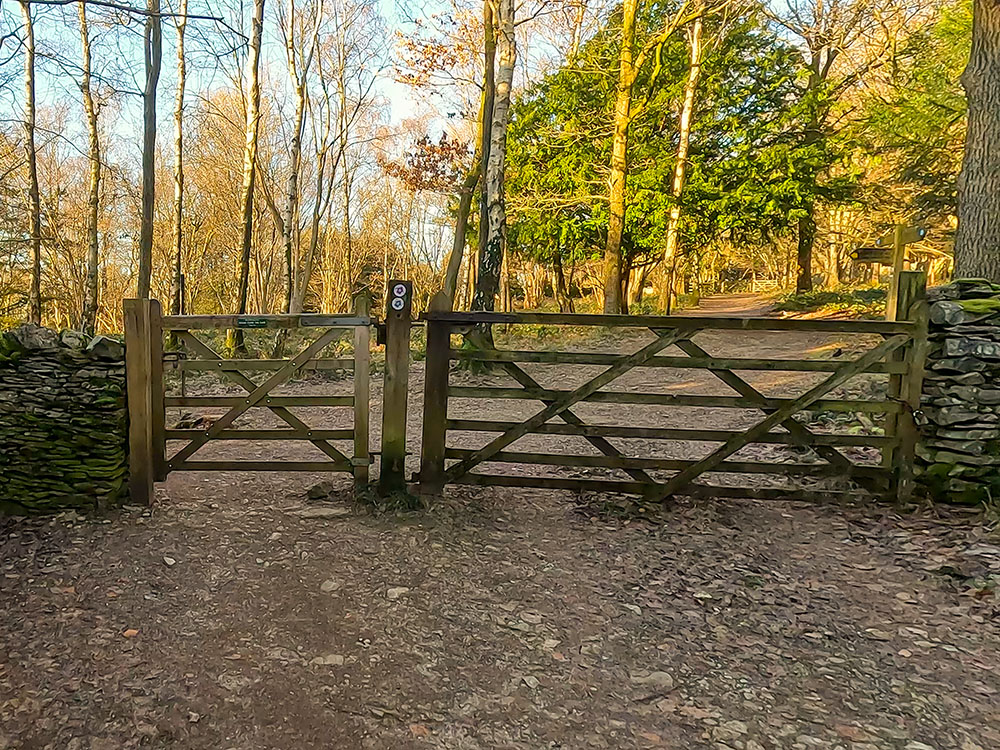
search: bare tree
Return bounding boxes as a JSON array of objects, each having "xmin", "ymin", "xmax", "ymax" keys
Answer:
[
  {"xmin": 232, "ymin": 0, "xmax": 266, "ymax": 352},
  {"xmin": 78, "ymin": 0, "xmax": 102, "ymax": 332},
  {"xmin": 170, "ymin": 0, "xmax": 188, "ymax": 316},
  {"xmin": 137, "ymin": 0, "xmax": 162, "ymax": 298},
  {"xmin": 18, "ymin": 0, "xmax": 42, "ymax": 323}
]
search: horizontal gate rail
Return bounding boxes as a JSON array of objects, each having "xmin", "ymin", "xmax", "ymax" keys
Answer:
[
  {"xmin": 444, "ymin": 419, "xmax": 895, "ymax": 448},
  {"xmin": 450, "ymin": 349, "xmax": 909, "ymax": 374},
  {"xmin": 442, "ymin": 448, "xmax": 888, "ymax": 480},
  {"xmin": 160, "ymin": 313, "xmax": 370, "ymax": 329},
  {"xmin": 165, "ymin": 395, "xmax": 355, "ymax": 407},
  {"xmin": 170, "ymin": 460, "xmax": 352, "ymax": 472},
  {"xmin": 419, "ymin": 275, "xmax": 928, "ymax": 505},
  {"xmin": 445, "ymin": 387, "xmax": 902, "ymax": 413},
  {"xmin": 423, "ymin": 311, "xmax": 914, "ymax": 334},
  {"xmin": 164, "ymin": 429, "xmax": 354, "ymax": 440},
  {"xmin": 170, "ymin": 358, "xmax": 356, "ymax": 372}
]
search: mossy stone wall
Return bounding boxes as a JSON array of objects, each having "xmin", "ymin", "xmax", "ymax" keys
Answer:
[
  {"xmin": 919, "ymin": 280, "xmax": 1000, "ymax": 504},
  {"xmin": 0, "ymin": 325, "xmax": 128, "ymax": 514}
]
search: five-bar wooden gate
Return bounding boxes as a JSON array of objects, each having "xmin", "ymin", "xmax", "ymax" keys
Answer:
[
  {"xmin": 419, "ymin": 273, "xmax": 928, "ymax": 504},
  {"xmin": 124, "ymin": 297, "xmax": 372, "ymax": 504}
]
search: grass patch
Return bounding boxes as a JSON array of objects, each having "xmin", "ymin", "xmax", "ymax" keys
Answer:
[{"xmin": 774, "ymin": 287, "xmax": 887, "ymax": 319}]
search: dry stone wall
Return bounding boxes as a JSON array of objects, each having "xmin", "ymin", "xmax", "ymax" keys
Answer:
[
  {"xmin": 0, "ymin": 324, "xmax": 128, "ymax": 514},
  {"xmin": 919, "ymin": 280, "xmax": 1000, "ymax": 504}
]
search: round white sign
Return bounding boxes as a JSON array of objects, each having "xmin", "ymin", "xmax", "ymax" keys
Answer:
[
  {"xmin": 391, "ymin": 297, "xmax": 405, "ymax": 311},
  {"xmin": 393, "ymin": 283, "xmax": 407, "ymax": 298}
]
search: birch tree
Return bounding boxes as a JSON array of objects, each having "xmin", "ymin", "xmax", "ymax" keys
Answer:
[
  {"xmin": 658, "ymin": 9, "xmax": 702, "ymax": 312},
  {"xmin": 472, "ymin": 0, "xmax": 514, "ymax": 312}
]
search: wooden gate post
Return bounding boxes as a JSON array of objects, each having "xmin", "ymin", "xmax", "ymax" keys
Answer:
[
  {"xmin": 419, "ymin": 292, "xmax": 451, "ymax": 497},
  {"xmin": 378, "ymin": 280, "xmax": 412, "ymax": 494},
  {"xmin": 353, "ymin": 292, "xmax": 372, "ymax": 490},
  {"xmin": 124, "ymin": 298, "xmax": 155, "ymax": 505},
  {"xmin": 889, "ymin": 270, "xmax": 928, "ymax": 504}
]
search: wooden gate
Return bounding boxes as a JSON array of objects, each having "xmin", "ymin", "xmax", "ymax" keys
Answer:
[
  {"xmin": 419, "ymin": 273, "xmax": 929, "ymax": 504},
  {"xmin": 124, "ymin": 298, "xmax": 372, "ymax": 504}
]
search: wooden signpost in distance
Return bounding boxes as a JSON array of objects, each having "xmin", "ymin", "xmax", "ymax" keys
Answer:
[{"xmin": 850, "ymin": 223, "xmax": 926, "ymax": 321}]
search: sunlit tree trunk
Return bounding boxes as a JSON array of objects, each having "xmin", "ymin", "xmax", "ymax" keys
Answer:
[
  {"xmin": 954, "ymin": 0, "xmax": 1000, "ymax": 281},
  {"xmin": 170, "ymin": 0, "xmax": 188, "ymax": 317},
  {"xmin": 471, "ymin": 0, "xmax": 497, "ymax": 310},
  {"xmin": 78, "ymin": 2, "xmax": 102, "ymax": 333},
  {"xmin": 232, "ymin": 0, "xmax": 266, "ymax": 352},
  {"xmin": 138, "ymin": 0, "xmax": 162, "ymax": 299},
  {"xmin": 19, "ymin": 0, "xmax": 41, "ymax": 324},
  {"xmin": 659, "ymin": 13, "xmax": 702, "ymax": 313},
  {"xmin": 603, "ymin": 0, "xmax": 639, "ymax": 314},
  {"xmin": 473, "ymin": 0, "xmax": 515, "ymax": 313}
]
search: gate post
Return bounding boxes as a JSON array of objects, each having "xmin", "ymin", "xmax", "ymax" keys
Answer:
[
  {"xmin": 890, "ymin": 270, "xmax": 928, "ymax": 504},
  {"xmin": 353, "ymin": 292, "xmax": 372, "ymax": 489},
  {"xmin": 420, "ymin": 292, "xmax": 451, "ymax": 497},
  {"xmin": 124, "ymin": 298, "xmax": 155, "ymax": 505},
  {"xmin": 378, "ymin": 280, "xmax": 412, "ymax": 494}
]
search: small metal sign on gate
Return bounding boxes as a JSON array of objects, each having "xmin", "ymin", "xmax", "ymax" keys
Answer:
[{"xmin": 236, "ymin": 316, "xmax": 268, "ymax": 329}]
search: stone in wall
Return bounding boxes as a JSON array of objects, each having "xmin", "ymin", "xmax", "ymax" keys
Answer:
[
  {"xmin": 918, "ymin": 279, "xmax": 1000, "ymax": 504},
  {"xmin": 0, "ymin": 324, "xmax": 128, "ymax": 514}
]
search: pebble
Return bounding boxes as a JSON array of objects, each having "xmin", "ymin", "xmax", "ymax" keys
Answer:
[{"xmin": 386, "ymin": 586, "xmax": 410, "ymax": 600}]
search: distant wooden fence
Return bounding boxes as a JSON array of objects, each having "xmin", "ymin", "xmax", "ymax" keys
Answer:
[{"xmin": 419, "ymin": 272, "xmax": 928, "ymax": 504}]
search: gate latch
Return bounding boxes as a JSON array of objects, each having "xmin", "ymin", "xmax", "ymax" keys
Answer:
[
  {"xmin": 375, "ymin": 322, "xmax": 387, "ymax": 346},
  {"xmin": 162, "ymin": 351, "xmax": 188, "ymax": 369}
]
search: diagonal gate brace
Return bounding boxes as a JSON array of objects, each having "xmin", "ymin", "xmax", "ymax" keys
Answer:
[
  {"xmin": 444, "ymin": 326, "xmax": 699, "ymax": 482},
  {"xmin": 170, "ymin": 327, "xmax": 346, "ymax": 466},
  {"xmin": 669, "ymin": 337, "xmax": 886, "ymax": 494},
  {"xmin": 172, "ymin": 332, "xmax": 351, "ymax": 468},
  {"xmin": 647, "ymin": 334, "xmax": 910, "ymax": 502}
]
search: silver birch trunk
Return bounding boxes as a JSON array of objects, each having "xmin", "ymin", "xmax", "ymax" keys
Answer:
[
  {"xmin": 659, "ymin": 13, "xmax": 702, "ymax": 312},
  {"xmin": 472, "ymin": 0, "xmax": 516, "ymax": 313}
]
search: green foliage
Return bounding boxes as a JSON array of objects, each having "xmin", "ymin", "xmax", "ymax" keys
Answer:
[
  {"xmin": 505, "ymin": 8, "xmax": 848, "ymax": 276},
  {"xmin": 774, "ymin": 287, "xmax": 887, "ymax": 318},
  {"xmin": 857, "ymin": 0, "xmax": 971, "ymax": 220}
]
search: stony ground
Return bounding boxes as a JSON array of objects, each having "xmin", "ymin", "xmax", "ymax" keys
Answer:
[{"xmin": 2, "ymin": 296, "xmax": 999, "ymax": 750}]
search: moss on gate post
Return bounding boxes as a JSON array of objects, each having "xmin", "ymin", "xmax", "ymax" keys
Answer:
[{"xmin": 0, "ymin": 325, "xmax": 128, "ymax": 514}]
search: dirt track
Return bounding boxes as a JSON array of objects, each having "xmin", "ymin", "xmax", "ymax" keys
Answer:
[{"xmin": 2, "ymin": 295, "xmax": 999, "ymax": 749}]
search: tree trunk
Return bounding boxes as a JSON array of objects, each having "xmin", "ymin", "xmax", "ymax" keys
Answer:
[
  {"xmin": 658, "ymin": 13, "xmax": 702, "ymax": 312},
  {"xmin": 170, "ymin": 0, "xmax": 187, "ymax": 317},
  {"xmin": 954, "ymin": 0, "xmax": 1000, "ymax": 281},
  {"xmin": 19, "ymin": 1, "xmax": 41, "ymax": 324},
  {"xmin": 603, "ymin": 0, "xmax": 639, "ymax": 314},
  {"xmin": 78, "ymin": 1, "xmax": 102, "ymax": 333},
  {"xmin": 443, "ymin": 167, "xmax": 479, "ymax": 306},
  {"xmin": 796, "ymin": 213, "xmax": 816, "ymax": 292},
  {"xmin": 137, "ymin": 0, "xmax": 161, "ymax": 299},
  {"xmin": 471, "ymin": 0, "xmax": 497, "ymax": 310},
  {"xmin": 473, "ymin": 0, "xmax": 515, "ymax": 312},
  {"xmin": 232, "ymin": 0, "xmax": 266, "ymax": 353},
  {"xmin": 553, "ymin": 254, "xmax": 574, "ymax": 312}
]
